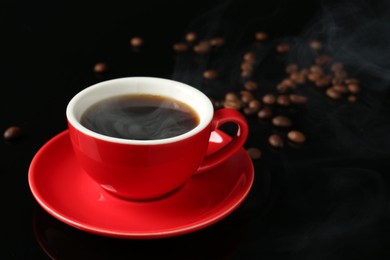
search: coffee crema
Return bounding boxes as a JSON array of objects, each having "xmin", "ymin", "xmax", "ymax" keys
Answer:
[{"xmin": 80, "ymin": 94, "xmax": 199, "ymax": 140}]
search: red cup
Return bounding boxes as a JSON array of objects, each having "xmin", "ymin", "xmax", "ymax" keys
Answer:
[{"xmin": 66, "ymin": 77, "xmax": 248, "ymax": 200}]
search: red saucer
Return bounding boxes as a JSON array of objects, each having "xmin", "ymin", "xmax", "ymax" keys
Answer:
[{"xmin": 28, "ymin": 130, "xmax": 254, "ymax": 239}]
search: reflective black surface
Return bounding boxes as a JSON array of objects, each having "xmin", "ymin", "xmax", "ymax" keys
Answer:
[{"xmin": 2, "ymin": 0, "xmax": 390, "ymax": 259}]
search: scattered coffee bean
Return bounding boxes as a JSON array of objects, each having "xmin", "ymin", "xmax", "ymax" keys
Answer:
[
  {"xmin": 244, "ymin": 81, "xmax": 258, "ymax": 91},
  {"xmin": 4, "ymin": 126, "xmax": 22, "ymax": 141},
  {"xmin": 331, "ymin": 62, "xmax": 344, "ymax": 72},
  {"xmin": 94, "ymin": 62, "xmax": 108, "ymax": 73},
  {"xmin": 240, "ymin": 90, "xmax": 254, "ymax": 103},
  {"xmin": 347, "ymin": 83, "xmax": 360, "ymax": 94},
  {"xmin": 315, "ymin": 55, "xmax": 332, "ymax": 65},
  {"xmin": 276, "ymin": 43, "xmax": 290, "ymax": 53},
  {"xmin": 276, "ymin": 95, "xmax": 290, "ymax": 106},
  {"xmin": 262, "ymin": 94, "xmax": 276, "ymax": 105},
  {"xmin": 185, "ymin": 32, "xmax": 198, "ymax": 43},
  {"xmin": 286, "ymin": 64, "xmax": 299, "ymax": 74},
  {"xmin": 255, "ymin": 32, "xmax": 268, "ymax": 41},
  {"xmin": 326, "ymin": 87, "xmax": 342, "ymax": 100},
  {"xmin": 203, "ymin": 69, "xmax": 218, "ymax": 79},
  {"xmin": 272, "ymin": 115, "xmax": 292, "ymax": 127},
  {"xmin": 257, "ymin": 107, "xmax": 273, "ymax": 119},
  {"xmin": 209, "ymin": 37, "xmax": 225, "ymax": 47},
  {"xmin": 243, "ymin": 52, "xmax": 256, "ymax": 64},
  {"xmin": 173, "ymin": 43, "xmax": 188, "ymax": 52},
  {"xmin": 246, "ymin": 147, "xmax": 262, "ymax": 159},
  {"xmin": 309, "ymin": 40, "xmax": 323, "ymax": 51},
  {"xmin": 332, "ymin": 84, "xmax": 348, "ymax": 94},
  {"xmin": 194, "ymin": 40, "xmax": 211, "ymax": 54},
  {"xmin": 348, "ymin": 95, "xmax": 357, "ymax": 103},
  {"xmin": 289, "ymin": 94, "xmax": 308, "ymax": 104},
  {"xmin": 130, "ymin": 36, "xmax": 143, "ymax": 47},
  {"xmin": 287, "ymin": 130, "xmax": 306, "ymax": 143},
  {"xmin": 268, "ymin": 134, "xmax": 284, "ymax": 148},
  {"xmin": 345, "ymin": 78, "xmax": 359, "ymax": 85}
]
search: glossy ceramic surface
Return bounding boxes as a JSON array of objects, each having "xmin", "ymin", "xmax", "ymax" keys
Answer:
[{"xmin": 28, "ymin": 130, "xmax": 254, "ymax": 239}]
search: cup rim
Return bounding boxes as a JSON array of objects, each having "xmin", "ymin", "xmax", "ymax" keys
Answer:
[{"xmin": 66, "ymin": 77, "xmax": 214, "ymax": 145}]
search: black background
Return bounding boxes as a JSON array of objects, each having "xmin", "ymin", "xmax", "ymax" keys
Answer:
[{"xmin": 2, "ymin": 0, "xmax": 390, "ymax": 259}]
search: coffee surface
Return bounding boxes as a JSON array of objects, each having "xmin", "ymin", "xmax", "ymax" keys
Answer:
[{"xmin": 80, "ymin": 94, "xmax": 199, "ymax": 140}]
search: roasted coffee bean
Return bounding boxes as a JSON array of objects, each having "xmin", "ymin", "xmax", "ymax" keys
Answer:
[
  {"xmin": 255, "ymin": 32, "xmax": 268, "ymax": 41},
  {"xmin": 209, "ymin": 37, "xmax": 225, "ymax": 47},
  {"xmin": 347, "ymin": 95, "xmax": 357, "ymax": 103},
  {"xmin": 224, "ymin": 100, "xmax": 242, "ymax": 110},
  {"xmin": 326, "ymin": 87, "xmax": 342, "ymax": 100},
  {"xmin": 347, "ymin": 83, "xmax": 360, "ymax": 94},
  {"xmin": 289, "ymin": 94, "xmax": 308, "ymax": 104},
  {"xmin": 276, "ymin": 43, "xmax": 290, "ymax": 53},
  {"xmin": 130, "ymin": 36, "xmax": 143, "ymax": 47},
  {"xmin": 309, "ymin": 40, "xmax": 323, "ymax": 51},
  {"xmin": 310, "ymin": 65, "xmax": 324, "ymax": 75},
  {"xmin": 268, "ymin": 134, "xmax": 284, "ymax": 148},
  {"xmin": 246, "ymin": 147, "xmax": 262, "ymax": 159},
  {"xmin": 241, "ymin": 62, "xmax": 253, "ymax": 72},
  {"xmin": 203, "ymin": 69, "xmax": 218, "ymax": 79},
  {"xmin": 243, "ymin": 52, "xmax": 256, "ymax": 64},
  {"xmin": 244, "ymin": 81, "xmax": 258, "ymax": 91},
  {"xmin": 262, "ymin": 94, "xmax": 276, "ymax": 105},
  {"xmin": 280, "ymin": 78, "xmax": 296, "ymax": 88},
  {"xmin": 332, "ymin": 84, "xmax": 348, "ymax": 94},
  {"xmin": 185, "ymin": 32, "xmax": 198, "ymax": 43},
  {"xmin": 240, "ymin": 91, "xmax": 254, "ymax": 103},
  {"xmin": 272, "ymin": 115, "xmax": 292, "ymax": 127},
  {"xmin": 194, "ymin": 41, "xmax": 211, "ymax": 54},
  {"xmin": 315, "ymin": 55, "xmax": 332, "ymax": 65},
  {"xmin": 4, "ymin": 126, "xmax": 22, "ymax": 141},
  {"xmin": 241, "ymin": 70, "xmax": 252, "ymax": 78},
  {"xmin": 276, "ymin": 95, "xmax": 290, "ymax": 106},
  {"xmin": 334, "ymin": 70, "xmax": 348, "ymax": 80},
  {"xmin": 287, "ymin": 130, "xmax": 306, "ymax": 143},
  {"xmin": 331, "ymin": 62, "xmax": 344, "ymax": 72},
  {"xmin": 307, "ymin": 72, "xmax": 321, "ymax": 82},
  {"xmin": 345, "ymin": 78, "xmax": 359, "ymax": 85},
  {"xmin": 225, "ymin": 92, "xmax": 239, "ymax": 101},
  {"xmin": 286, "ymin": 64, "xmax": 299, "ymax": 74},
  {"xmin": 257, "ymin": 107, "xmax": 273, "ymax": 119},
  {"xmin": 173, "ymin": 43, "xmax": 188, "ymax": 52},
  {"xmin": 94, "ymin": 62, "xmax": 108, "ymax": 73},
  {"xmin": 314, "ymin": 76, "xmax": 331, "ymax": 88}
]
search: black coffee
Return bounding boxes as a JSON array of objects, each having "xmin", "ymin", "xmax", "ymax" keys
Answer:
[{"xmin": 80, "ymin": 94, "xmax": 199, "ymax": 140}]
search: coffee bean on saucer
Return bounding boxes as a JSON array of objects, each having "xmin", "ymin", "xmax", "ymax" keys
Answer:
[
  {"xmin": 246, "ymin": 147, "xmax": 262, "ymax": 159},
  {"xmin": 272, "ymin": 115, "xmax": 292, "ymax": 127},
  {"xmin": 94, "ymin": 62, "xmax": 108, "ymax": 73},
  {"xmin": 130, "ymin": 36, "xmax": 143, "ymax": 47},
  {"xmin": 326, "ymin": 87, "xmax": 342, "ymax": 100},
  {"xmin": 287, "ymin": 130, "xmax": 306, "ymax": 143},
  {"xmin": 268, "ymin": 134, "xmax": 284, "ymax": 148},
  {"xmin": 4, "ymin": 126, "xmax": 22, "ymax": 141}
]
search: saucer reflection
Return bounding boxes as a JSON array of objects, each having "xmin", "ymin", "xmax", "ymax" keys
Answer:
[{"xmin": 32, "ymin": 204, "xmax": 250, "ymax": 259}]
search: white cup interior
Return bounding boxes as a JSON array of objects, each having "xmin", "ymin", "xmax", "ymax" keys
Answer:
[{"xmin": 66, "ymin": 77, "xmax": 214, "ymax": 144}]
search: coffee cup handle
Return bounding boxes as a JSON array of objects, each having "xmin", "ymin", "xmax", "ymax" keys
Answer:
[{"xmin": 195, "ymin": 108, "xmax": 248, "ymax": 174}]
